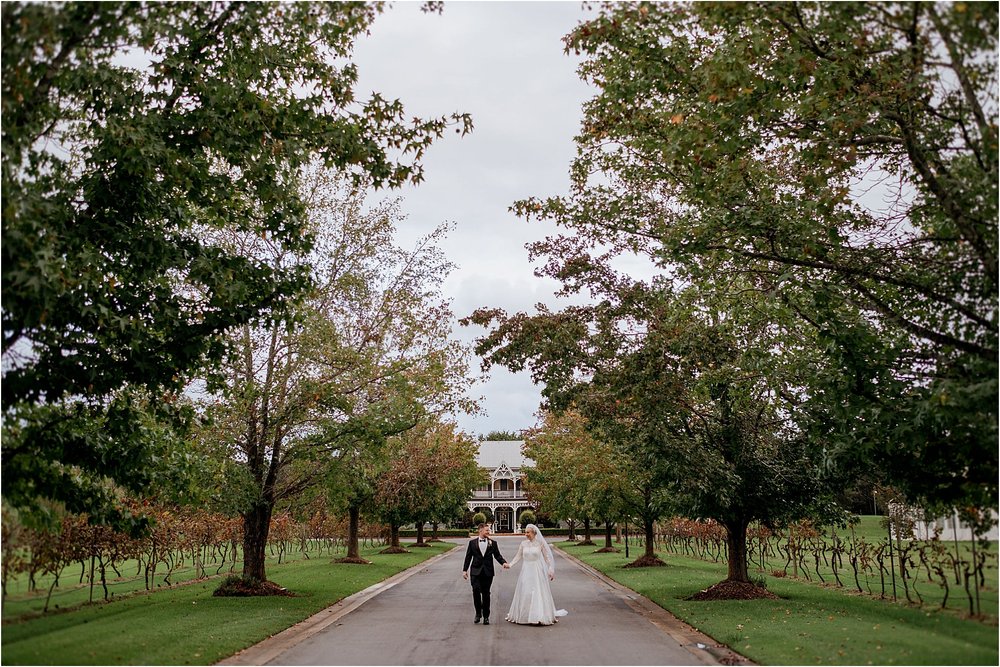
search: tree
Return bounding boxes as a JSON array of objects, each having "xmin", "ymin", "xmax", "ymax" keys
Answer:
[
  {"xmin": 576, "ymin": 388, "xmax": 677, "ymax": 567},
  {"xmin": 514, "ymin": 1, "xmax": 997, "ymax": 514},
  {"xmin": 467, "ymin": 253, "xmax": 833, "ymax": 580},
  {"xmin": 1, "ymin": 1, "xmax": 472, "ymax": 529},
  {"xmin": 522, "ymin": 410, "xmax": 629, "ymax": 550},
  {"xmin": 420, "ymin": 425, "xmax": 487, "ymax": 544},
  {"xmin": 521, "ymin": 413, "xmax": 590, "ymax": 539},
  {"xmin": 480, "ymin": 430, "xmax": 522, "ymax": 441},
  {"xmin": 375, "ymin": 421, "xmax": 484, "ymax": 551},
  {"xmin": 588, "ymin": 293, "xmax": 828, "ymax": 584},
  {"xmin": 204, "ymin": 169, "xmax": 474, "ymax": 584},
  {"xmin": 325, "ymin": 433, "xmax": 389, "ymax": 565}
]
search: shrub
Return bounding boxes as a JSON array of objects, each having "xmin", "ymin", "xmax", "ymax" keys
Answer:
[
  {"xmin": 519, "ymin": 510, "xmax": 537, "ymax": 527},
  {"xmin": 472, "ymin": 512, "xmax": 487, "ymax": 526},
  {"xmin": 398, "ymin": 528, "xmax": 469, "ymax": 538}
]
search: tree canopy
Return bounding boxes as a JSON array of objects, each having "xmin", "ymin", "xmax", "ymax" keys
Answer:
[
  {"xmin": 375, "ymin": 420, "xmax": 484, "ymax": 548},
  {"xmin": 510, "ymin": 1, "xmax": 997, "ymax": 513},
  {"xmin": 522, "ymin": 409, "xmax": 629, "ymax": 535},
  {"xmin": 1, "ymin": 2, "xmax": 471, "ymax": 528}
]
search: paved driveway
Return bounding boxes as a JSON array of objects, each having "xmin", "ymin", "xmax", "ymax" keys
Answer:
[{"xmin": 221, "ymin": 536, "xmax": 737, "ymax": 666}]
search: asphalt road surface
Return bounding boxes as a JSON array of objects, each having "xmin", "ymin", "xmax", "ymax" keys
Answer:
[{"xmin": 224, "ymin": 536, "xmax": 727, "ymax": 666}]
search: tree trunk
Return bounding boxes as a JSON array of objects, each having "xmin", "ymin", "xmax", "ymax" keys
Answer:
[
  {"xmin": 430, "ymin": 522, "xmax": 441, "ymax": 541},
  {"xmin": 725, "ymin": 519, "xmax": 750, "ymax": 583},
  {"xmin": 346, "ymin": 504, "xmax": 362, "ymax": 560},
  {"xmin": 644, "ymin": 515, "xmax": 656, "ymax": 559},
  {"xmin": 578, "ymin": 516, "xmax": 595, "ymax": 545},
  {"xmin": 334, "ymin": 504, "xmax": 372, "ymax": 564},
  {"xmin": 623, "ymin": 515, "xmax": 665, "ymax": 567},
  {"xmin": 390, "ymin": 523, "xmax": 401, "ymax": 548},
  {"xmin": 594, "ymin": 519, "xmax": 618, "ymax": 553},
  {"xmin": 567, "ymin": 519, "xmax": 576, "ymax": 541},
  {"xmin": 242, "ymin": 502, "xmax": 273, "ymax": 581},
  {"xmin": 415, "ymin": 522, "xmax": 426, "ymax": 546}
]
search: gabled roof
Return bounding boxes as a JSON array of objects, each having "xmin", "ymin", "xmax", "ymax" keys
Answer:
[{"xmin": 476, "ymin": 440, "xmax": 534, "ymax": 469}]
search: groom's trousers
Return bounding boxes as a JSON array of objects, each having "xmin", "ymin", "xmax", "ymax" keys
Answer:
[{"xmin": 470, "ymin": 573, "xmax": 494, "ymax": 618}]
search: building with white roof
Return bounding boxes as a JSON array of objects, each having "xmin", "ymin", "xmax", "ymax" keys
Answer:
[{"xmin": 468, "ymin": 440, "xmax": 535, "ymax": 533}]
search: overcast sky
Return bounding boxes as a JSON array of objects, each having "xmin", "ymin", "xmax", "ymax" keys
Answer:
[{"xmin": 353, "ymin": 1, "xmax": 598, "ymax": 436}]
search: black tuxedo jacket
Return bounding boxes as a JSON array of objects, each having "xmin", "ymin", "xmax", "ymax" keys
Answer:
[{"xmin": 463, "ymin": 537, "xmax": 506, "ymax": 577}]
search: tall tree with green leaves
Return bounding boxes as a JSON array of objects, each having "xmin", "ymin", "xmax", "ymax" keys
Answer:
[
  {"xmin": 325, "ymin": 433, "xmax": 389, "ymax": 565},
  {"xmin": 582, "ymin": 289, "xmax": 831, "ymax": 583},
  {"xmin": 521, "ymin": 411, "xmax": 591, "ymax": 538},
  {"xmin": 513, "ymin": 1, "xmax": 997, "ymax": 515},
  {"xmin": 1, "ymin": 1, "xmax": 471, "ymax": 529},
  {"xmin": 203, "ymin": 169, "xmax": 475, "ymax": 584},
  {"xmin": 468, "ymin": 254, "xmax": 834, "ymax": 581}
]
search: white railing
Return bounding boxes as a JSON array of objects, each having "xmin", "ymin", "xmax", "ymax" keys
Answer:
[{"xmin": 469, "ymin": 490, "xmax": 527, "ymax": 500}]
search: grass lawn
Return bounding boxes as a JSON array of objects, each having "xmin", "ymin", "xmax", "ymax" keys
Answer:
[
  {"xmin": 559, "ymin": 541, "xmax": 998, "ymax": 666},
  {"xmin": 1, "ymin": 542, "xmax": 454, "ymax": 666}
]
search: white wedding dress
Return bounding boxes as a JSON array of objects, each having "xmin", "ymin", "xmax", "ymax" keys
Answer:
[{"xmin": 505, "ymin": 538, "xmax": 566, "ymax": 625}]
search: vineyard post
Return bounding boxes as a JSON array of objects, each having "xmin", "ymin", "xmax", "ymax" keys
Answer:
[
  {"xmin": 971, "ymin": 534, "xmax": 980, "ymax": 616},
  {"xmin": 950, "ymin": 510, "xmax": 965, "ymax": 584},
  {"xmin": 89, "ymin": 554, "xmax": 95, "ymax": 603},
  {"xmin": 886, "ymin": 517, "xmax": 897, "ymax": 601},
  {"xmin": 791, "ymin": 525, "xmax": 797, "ymax": 578}
]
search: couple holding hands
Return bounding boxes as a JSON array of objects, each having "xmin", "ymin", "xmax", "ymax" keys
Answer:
[{"xmin": 462, "ymin": 522, "xmax": 567, "ymax": 626}]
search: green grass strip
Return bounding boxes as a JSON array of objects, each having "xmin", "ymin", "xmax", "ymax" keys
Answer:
[
  {"xmin": 1, "ymin": 542, "xmax": 454, "ymax": 666},
  {"xmin": 558, "ymin": 541, "xmax": 998, "ymax": 666}
]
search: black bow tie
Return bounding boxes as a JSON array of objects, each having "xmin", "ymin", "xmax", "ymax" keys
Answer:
[{"xmin": 479, "ymin": 538, "xmax": 487, "ymax": 542}]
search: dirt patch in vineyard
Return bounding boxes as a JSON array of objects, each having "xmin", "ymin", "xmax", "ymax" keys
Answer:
[
  {"xmin": 594, "ymin": 546, "xmax": 620, "ymax": 553},
  {"xmin": 686, "ymin": 580, "xmax": 779, "ymax": 601}
]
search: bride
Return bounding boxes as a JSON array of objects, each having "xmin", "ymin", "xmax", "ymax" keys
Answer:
[{"xmin": 504, "ymin": 524, "xmax": 568, "ymax": 625}]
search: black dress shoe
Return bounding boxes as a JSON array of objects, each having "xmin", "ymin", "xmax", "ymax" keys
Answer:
[
  {"xmin": 474, "ymin": 615, "xmax": 481, "ymax": 624},
  {"xmin": 483, "ymin": 617, "xmax": 490, "ymax": 625}
]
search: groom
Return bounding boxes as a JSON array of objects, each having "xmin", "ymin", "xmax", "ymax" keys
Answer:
[{"xmin": 462, "ymin": 523, "xmax": 509, "ymax": 625}]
